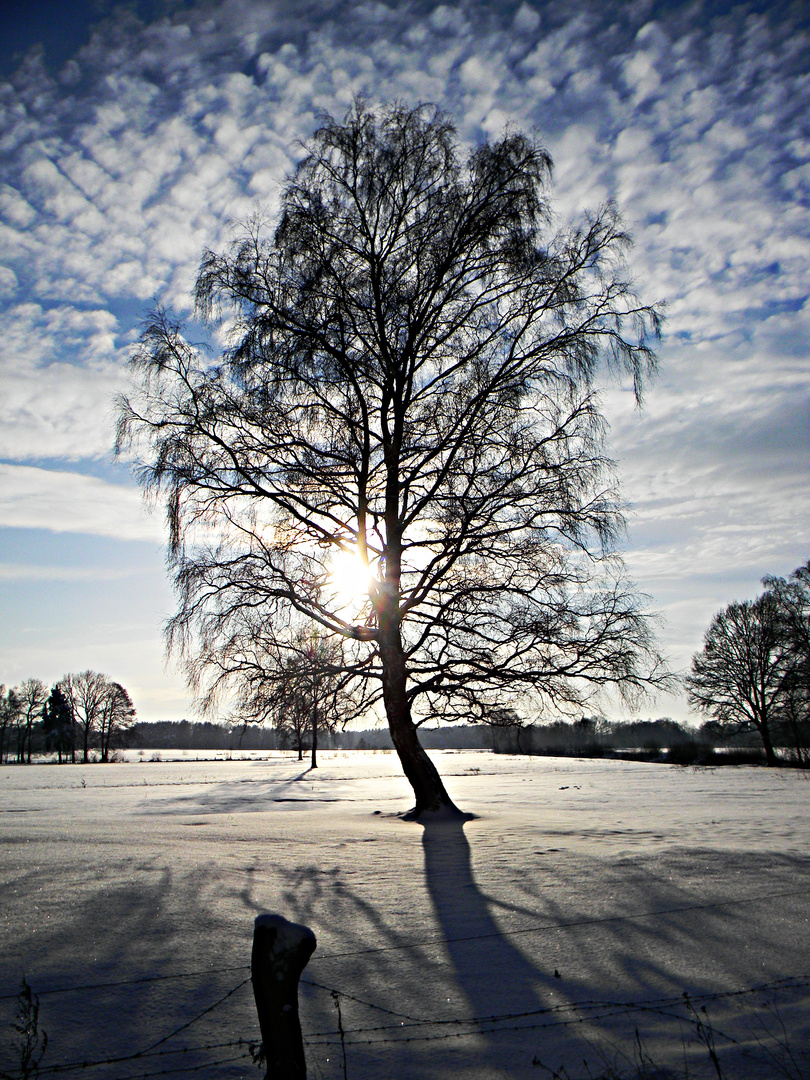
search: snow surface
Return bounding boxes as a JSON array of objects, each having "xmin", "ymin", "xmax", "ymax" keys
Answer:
[{"xmin": 1, "ymin": 750, "xmax": 808, "ymax": 1079}]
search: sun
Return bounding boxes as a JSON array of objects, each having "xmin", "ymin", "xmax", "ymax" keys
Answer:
[{"xmin": 328, "ymin": 548, "xmax": 374, "ymax": 612}]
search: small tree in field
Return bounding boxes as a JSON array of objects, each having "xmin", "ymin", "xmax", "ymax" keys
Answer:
[
  {"xmin": 232, "ymin": 627, "xmax": 370, "ymax": 767},
  {"xmin": 118, "ymin": 101, "xmax": 667, "ymax": 817}
]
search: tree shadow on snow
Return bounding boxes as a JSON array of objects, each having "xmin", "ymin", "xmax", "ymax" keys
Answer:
[
  {"xmin": 420, "ymin": 816, "xmax": 569, "ymax": 1076},
  {"xmin": 0, "ymin": 856, "xmax": 255, "ymax": 1080},
  {"xmin": 138, "ymin": 766, "xmax": 315, "ymax": 815}
]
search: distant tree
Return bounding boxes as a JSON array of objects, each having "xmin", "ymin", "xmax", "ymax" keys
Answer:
[
  {"xmin": 762, "ymin": 562, "xmax": 810, "ymax": 764},
  {"xmin": 57, "ymin": 672, "xmax": 136, "ymax": 763},
  {"xmin": 687, "ymin": 595, "xmax": 788, "ymax": 765},
  {"xmin": 42, "ymin": 685, "xmax": 74, "ymax": 763},
  {"xmin": 61, "ymin": 671, "xmax": 109, "ymax": 763},
  {"xmin": 233, "ymin": 627, "xmax": 368, "ymax": 767},
  {"xmin": 14, "ymin": 679, "xmax": 47, "ymax": 763},
  {"xmin": 0, "ymin": 686, "xmax": 19, "ymax": 764},
  {"xmin": 118, "ymin": 101, "xmax": 668, "ymax": 817},
  {"xmin": 97, "ymin": 682, "xmax": 136, "ymax": 762}
]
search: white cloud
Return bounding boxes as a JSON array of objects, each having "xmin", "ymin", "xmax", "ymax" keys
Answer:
[
  {"xmin": 0, "ymin": 562, "xmax": 138, "ymax": 582},
  {"xmin": 0, "ymin": 464, "xmax": 164, "ymax": 541},
  {"xmin": 0, "ymin": 303, "xmax": 127, "ymax": 459}
]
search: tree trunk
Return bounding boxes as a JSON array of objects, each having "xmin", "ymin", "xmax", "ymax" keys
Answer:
[
  {"xmin": 310, "ymin": 701, "xmax": 318, "ymax": 770},
  {"xmin": 377, "ymin": 500, "xmax": 461, "ymax": 817},
  {"xmin": 378, "ymin": 632, "xmax": 461, "ymax": 818},
  {"xmin": 759, "ymin": 718, "xmax": 779, "ymax": 767}
]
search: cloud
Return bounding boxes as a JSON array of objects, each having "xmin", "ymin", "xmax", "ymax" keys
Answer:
[
  {"xmin": 0, "ymin": 302, "xmax": 126, "ymax": 459},
  {"xmin": 0, "ymin": 463, "xmax": 164, "ymax": 541},
  {"xmin": 0, "ymin": 562, "xmax": 139, "ymax": 582}
]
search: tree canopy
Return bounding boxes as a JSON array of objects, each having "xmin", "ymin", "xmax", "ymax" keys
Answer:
[
  {"xmin": 687, "ymin": 561, "xmax": 810, "ymax": 765},
  {"xmin": 118, "ymin": 101, "xmax": 668, "ymax": 816}
]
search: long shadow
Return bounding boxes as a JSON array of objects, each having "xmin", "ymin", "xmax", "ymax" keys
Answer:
[
  {"xmin": 420, "ymin": 817, "xmax": 568, "ymax": 1074},
  {"xmin": 0, "ymin": 856, "xmax": 255, "ymax": 1079},
  {"xmin": 140, "ymin": 766, "xmax": 314, "ymax": 815}
]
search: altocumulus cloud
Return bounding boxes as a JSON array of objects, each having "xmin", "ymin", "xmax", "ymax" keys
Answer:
[{"xmin": 0, "ymin": 0, "xmax": 808, "ymax": 714}]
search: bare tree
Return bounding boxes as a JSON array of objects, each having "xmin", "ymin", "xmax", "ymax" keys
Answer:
[
  {"xmin": 687, "ymin": 595, "xmax": 788, "ymax": 766},
  {"xmin": 118, "ymin": 101, "xmax": 667, "ymax": 817},
  {"xmin": 14, "ymin": 679, "xmax": 47, "ymax": 763},
  {"xmin": 61, "ymin": 671, "xmax": 108, "ymax": 763},
  {"xmin": 762, "ymin": 562, "xmax": 810, "ymax": 764},
  {"xmin": 97, "ymin": 682, "xmax": 136, "ymax": 762},
  {"xmin": 233, "ymin": 627, "xmax": 370, "ymax": 767}
]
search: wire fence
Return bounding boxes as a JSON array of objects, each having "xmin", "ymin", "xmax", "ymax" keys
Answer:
[
  {"xmin": 4, "ymin": 881, "xmax": 810, "ymax": 1079},
  {"xmin": 4, "ymin": 959, "xmax": 809, "ymax": 1080}
]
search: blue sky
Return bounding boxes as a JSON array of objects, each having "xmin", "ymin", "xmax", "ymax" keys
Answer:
[{"xmin": 1, "ymin": 0, "xmax": 808, "ymax": 724}]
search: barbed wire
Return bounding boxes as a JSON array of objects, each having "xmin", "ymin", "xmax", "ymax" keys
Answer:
[
  {"xmin": 6, "ymin": 952, "xmax": 807, "ymax": 1079},
  {"xmin": 303, "ymin": 974, "xmax": 810, "ymax": 1049},
  {"xmin": 0, "ymin": 967, "xmax": 249, "ymax": 1003},
  {"xmin": 99, "ymin": 1049, "xmax": 254, "ymax": 1080},
  {"xmin": 33, "ymin": 978, "xmax": 253, "ymax": 1076},
  {"xmin": 301, "ymin": 977, "xmax": 429, "ymax": 1023}
]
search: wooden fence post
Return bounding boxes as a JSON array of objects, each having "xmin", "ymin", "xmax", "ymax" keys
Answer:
[{"xmin": 251, "ymin": 913, "xmax": 317, "ymax": 1080}]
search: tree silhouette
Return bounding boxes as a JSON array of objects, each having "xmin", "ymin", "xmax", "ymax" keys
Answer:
[
  {"xmin": 97, "ymin": 681, "xmax": 136, "ymax": 762},
  {"xmin": 0, "ymin": 686, "xmax": 18, "ymax": 764},
  {"xmin": 688, "ymin": 595, "xmax": 786, "ymax": 765},
  {"xmin": 232, "ymin": 626, "xmax": 367, "ymax": 767},
  {"xmin": 762, "ymin": 561, "xmax": 810, "ymax": 763},
  {"xmin": 61, "ymin": 671, "xmax": 109, "ymax": 764},
  {"xmin": 42, "ymin": 684, "xmax": 74, "ymax": 764},
  {"xmin": 14, "ymin": 679, "xmax": 47, "ymax": 763},
  {"xmin": 119, "ymin": 101, "xmax": 667, "ymax": 817}
]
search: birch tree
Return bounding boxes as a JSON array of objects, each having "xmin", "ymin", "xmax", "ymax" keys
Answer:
[{"xmin": 118, "ymin": 101, "xmax": 667, "ymax": 816}]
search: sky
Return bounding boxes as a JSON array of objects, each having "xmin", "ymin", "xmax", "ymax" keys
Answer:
[{"xmin": 0, "ymin": 0, "xmax": 808, "ymax": 725}]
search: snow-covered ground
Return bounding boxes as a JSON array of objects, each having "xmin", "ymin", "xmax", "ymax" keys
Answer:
[{"xmin": 1, "ymin": 750, "xmax": 808, "ymax": 1079}]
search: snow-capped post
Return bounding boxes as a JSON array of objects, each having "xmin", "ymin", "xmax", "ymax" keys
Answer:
[{"xmin": 251, "ymin": 913, "xmax": 317, "ymax": 1080}]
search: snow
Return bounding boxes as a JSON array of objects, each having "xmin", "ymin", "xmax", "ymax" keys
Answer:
[{"xmin": 1, "ymin": 750, "xmax": 808, "ymax": 1079}]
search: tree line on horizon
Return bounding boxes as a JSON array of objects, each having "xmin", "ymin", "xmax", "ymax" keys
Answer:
[
  {"xmin": 98, "ymin": 712, "xmax": 799, "ymax": 764},
  {"xmin": 0, "ymin": 672, "xmax": 136, "ymax": 765},
  {"xmin": 1, "ymin": 560, "xmax": 806, "ymax": 769}
]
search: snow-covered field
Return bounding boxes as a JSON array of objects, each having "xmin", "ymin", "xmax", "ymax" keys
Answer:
[{"xmin": 1, "ymin": 751, "xmax": 808, "ymax": 1079}]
